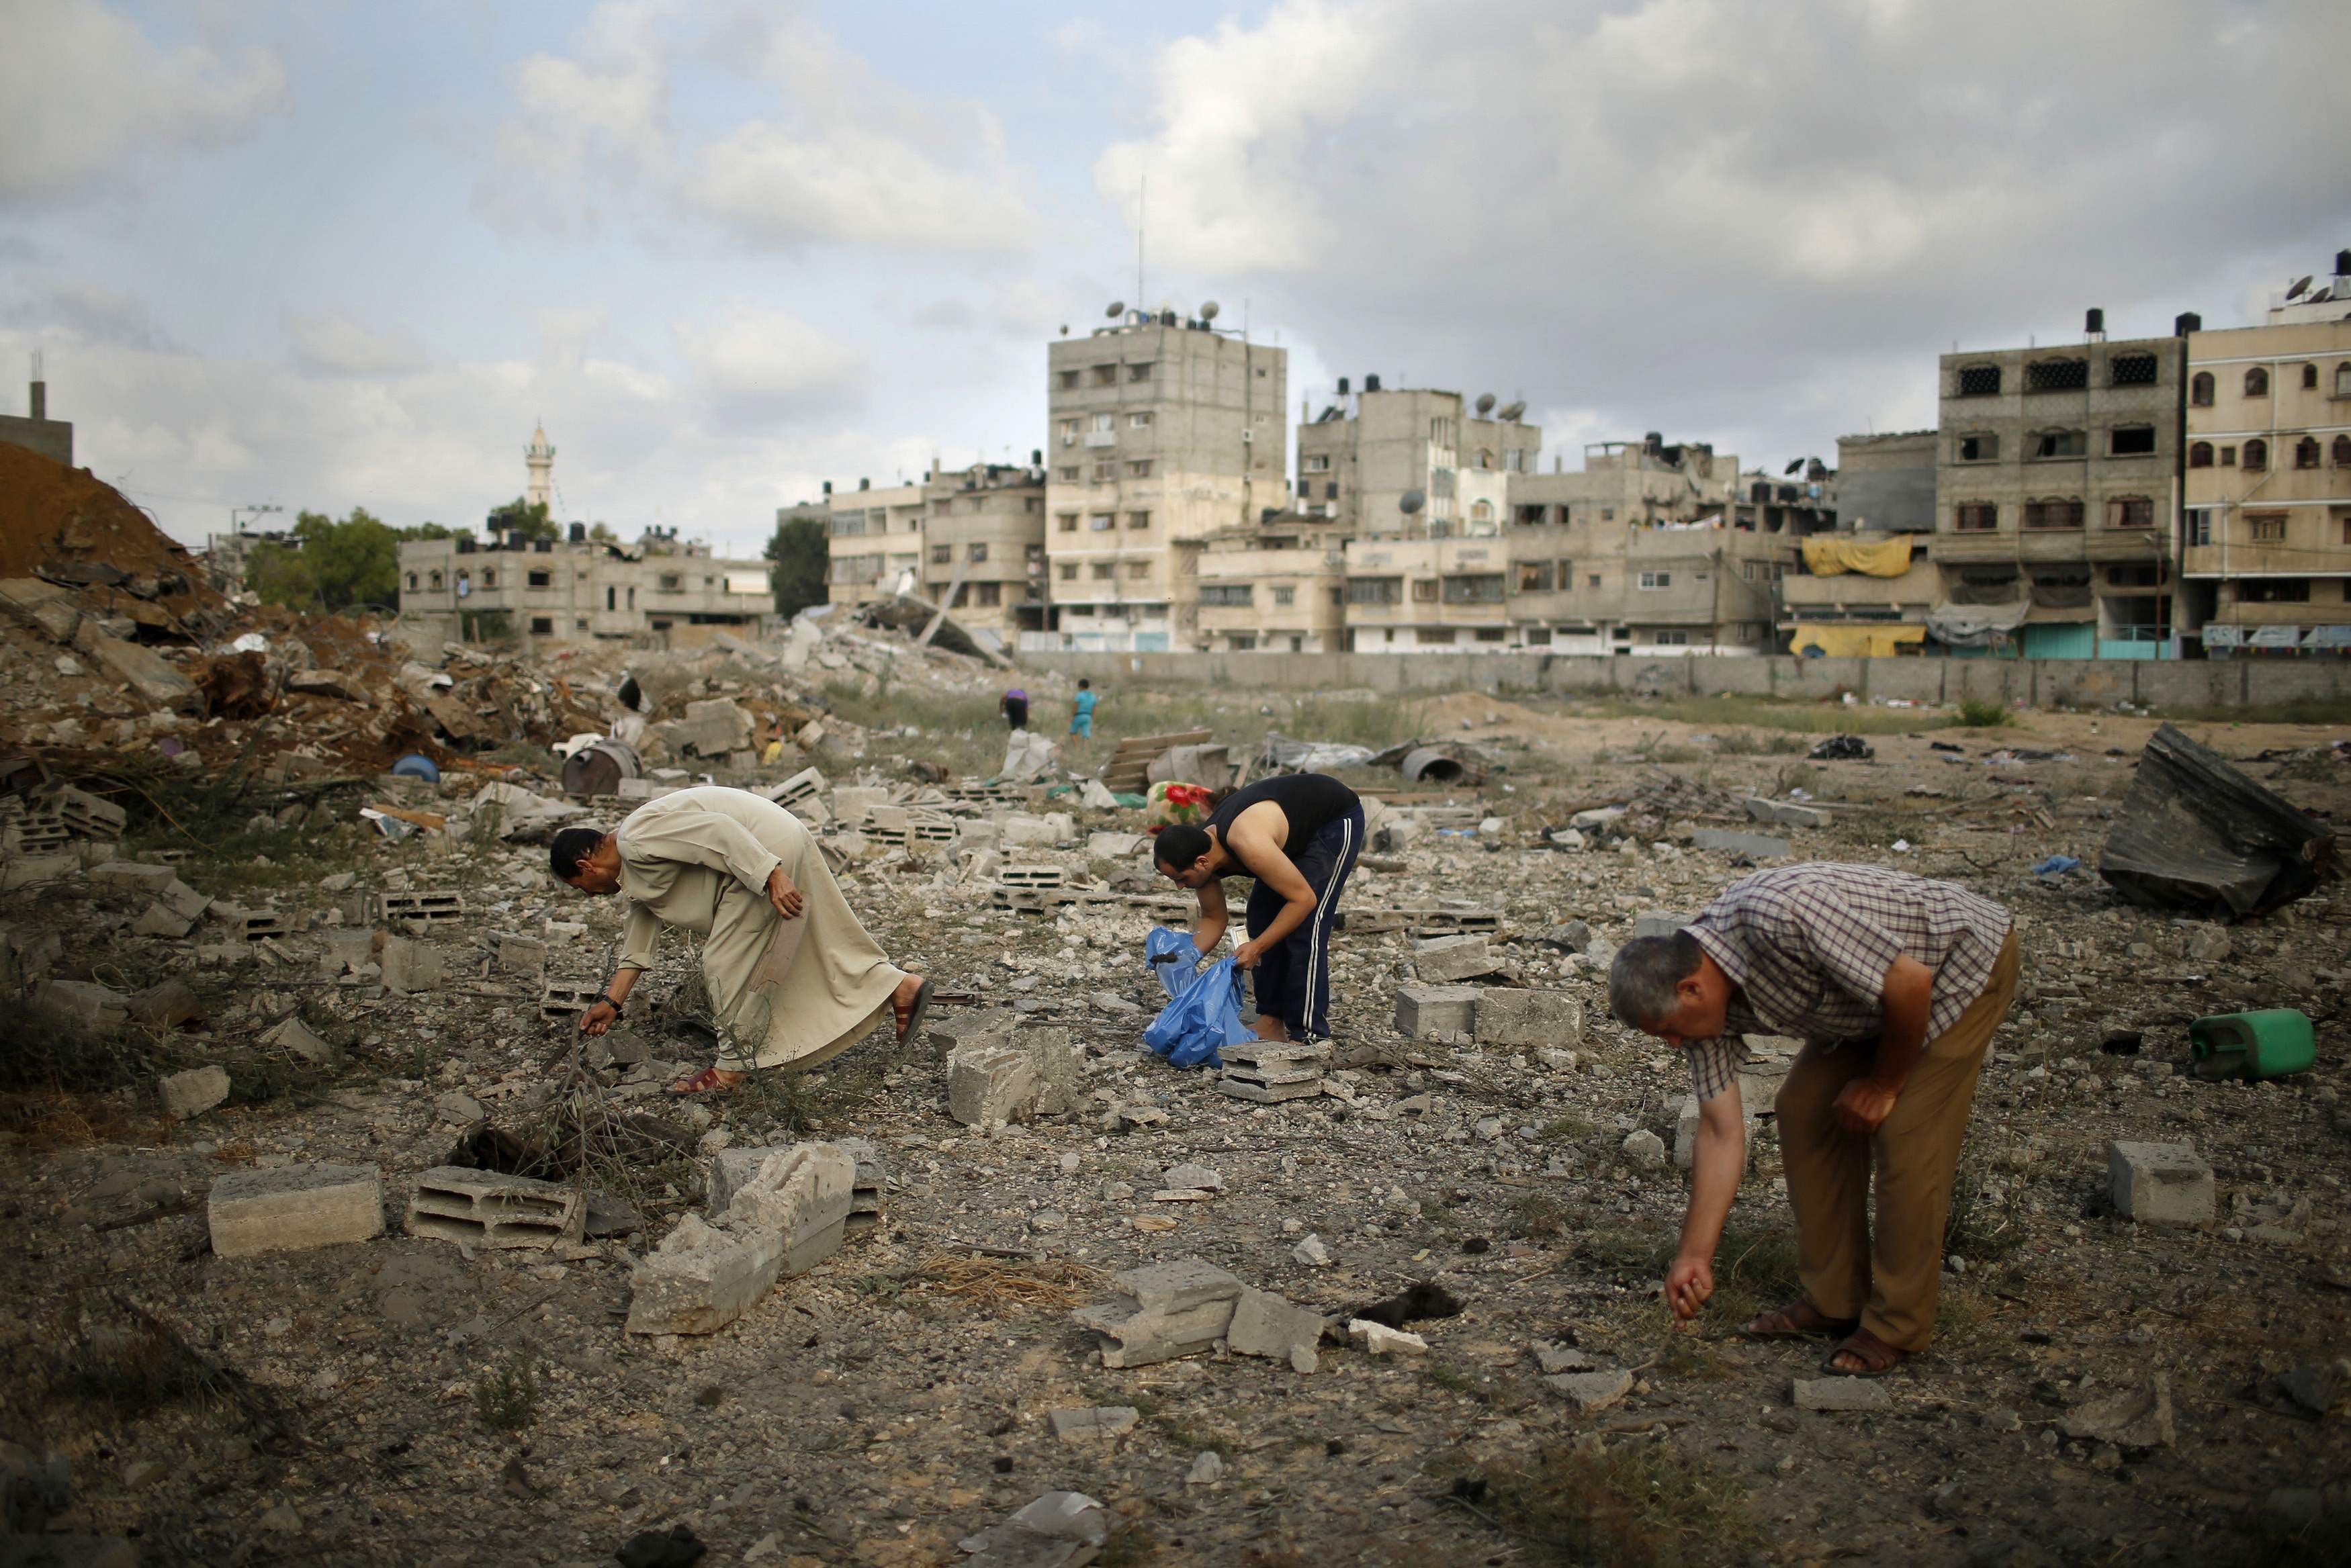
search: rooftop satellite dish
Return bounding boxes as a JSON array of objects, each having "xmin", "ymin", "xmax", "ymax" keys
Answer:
[
  {"xmin": 1497, "ymin": 400, "xmax": 1526, "ymax": 422},
  {"xmin": 1399, "ymin": 490, "xmax": 1426, "ymax": 515},
  {"xmin": 1200, "ymin": 300, "xmax": 1221, "ymax": 321},
  {"xmin": 2287, "ymin": 276, "xmax": 2314, "ymax": 301},
  {"xmin": 1475, "ymin": 393, "xmax": 1496, "ymax": 415},
  {"xmin": 1783, "ymin": 458, "xmax": 1804, "ymax": 475},
  {"xmin": 1106, "ymin": 301, "xmax": 1126, "ymax": 318}
]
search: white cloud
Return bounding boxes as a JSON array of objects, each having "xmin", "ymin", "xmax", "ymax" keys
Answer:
[
  {"xmin": 0, "ymin": 0, "xmax": 283, "ymax": 203},
  {"xmin": 290, "ymin": 314, "xmax": 431, "ymax": 378},
  {"xmin": 674, "ymin": 302, "xmax": 863, "ymax": 426},
  {"xmin": 1097, "ymin": 0, "xmax": 2351, "ymax": 453},
  {"xmin": 477, "ymin": 0, "xmax": 1033, "ymax": 252}
]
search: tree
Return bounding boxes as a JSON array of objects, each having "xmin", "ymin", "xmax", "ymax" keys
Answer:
[
  {"xmin": 764, "ymin": 515, "xmax": 828, "ymax": 618},
  {"xmin": 247, "ymin": 508, "xmax": 470, "ymax": 614},
  {"xmin": 486, "ymin": 496, "xmax": 558, "ymax": 540}
]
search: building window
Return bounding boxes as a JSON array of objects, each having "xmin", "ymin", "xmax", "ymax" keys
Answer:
[
  {"xmin": 606, "ymin": 586, "xmax": 616, "ymax": 610},
  {"xmin": 1124, "ymin": 561, "xmax": 1148, "ymax": 580},
  {"xmin": 1637, "ymin": 570, "xmax": 1671, "ymax": 590},
  {"xmin": 1091, "ymin": 364, "xmax": 1116, "ymax": 386},
  {"xmin": 1057, "ymin": 466, "xmax": 1079, "ymax": 481},
  {"xmin": 2221, "ymin": 445, "xmax": 2237, "ymax": 467},
  {"xmin": 1476, "ymin": 629, "xmax": 1507, "ymax": 642},
  {"xmin": 2303, "ymin": 363, "xmax": 2320, "ymax": 389},
  {"xmin": 2246, "ymin": 513, "xmax": 2288, "ymax": 544},
  {"xmin": 2242, "ymin": 577, "xmax": 2308, "ymax": 602},
  {"xmin": 2185, "ymin": 509, "xmax": 2213, "ymax": 546},
  {"xmin": 2031, "ymin": 428, "xmax": 2088, "ymax": 459},
  {"xmin": 2188, "ymin": 442, "xmax": 2215, "ymax": 469},
  {"xmin": 1505, "ymin": 449, "xmax": 1525, "ymax": 472},
  {"xmin": 2109, "ymin": 496, "xmax": 2155, "ymax": 528},
  {"xmin": 967, "ymin": 542, "xmax": 989, "ymax": 562},
  {"xmin": 529, "ymin": 569, "xmax": 553, "ymax": 587},
  {"xmin": 1057, "ymin": 512, "xmax": 1077, "ymax": 533},
  {"xmin": 1957, "ymin": 433, "xmax": 1998, "ymax": 461},
  {"xmin": 2025, "ymin": 358, "xmax": 2088, "ymax": 392},
  {"xmin": 1091, "ymin": 462, "xmax": 1114, "ymax": 482},
  {"xmin": 1303, "ymin": 454, "xmax": 1331, "ymax": 473},
  {"xmin": 1588, "ymin": 574, "xmax": 1601, "ymax": 588},
  {"xmin": 975, "ymin": 582, "xmax": 1001, "ymax": 607},
  {"xmin": 575, "ymin": 618, "xmax": 588, "ymax": 630},
  {"xmin": 1026, "ymin": 498, "xmax": 1042, "ymax": 513},
  {"xmin": 627, "ymin": 587, "xmax": 635, "ymax": 608},
  {"xmin": 1057, "ymin": 563, "xmax": 1077, "ymax": 580},
  {"xmin": 1127, "ymin": 362, "xmax": 1153, "ymax": 382},
  {"xmin": 2244, "ymin": 366, "xmax": 2269, "ymax": 398},
  {"xmin": 1470, "ymin": 500, "xmax": 1494, "ymax": 526},
  {"xmin": 1419, "ymin": 629, "xmax": 1456, "ymax": 645},
  {"xmin": 406, "ymin": 572, "xmax": 418, "ymax": 590},
  {"xmin": 1442, "ymin": 573, "xmax": 1505, "ymax": 604},
  {"xmin": 530, "ymin": 616, "xmax": 553, "ymax": 634},
  {"xmin": 2190, "ymin": 372, "xmax": 2215, "ymax": 406},
  {"xmin": 1272, "ymin": 585, "xmax": 1295, "ymax": 606},
  {"xmin": 1200, "ymin": 584, "xmax": 1252, "ymax": 606},
  {"xmin": 658, "ymin": 572, "xmax": 681, "ymax": 590},
  {"xmin": 930, "ymin": 544, "xmax": 951, "ymax": 564},
  {"xmin": 2295, "ymin": 436, "xmax": 2323, "ymax": 470},
  {"xmin": 2243, "ymin": 438, "xmax": 2268, "ymax": 472},
  {"xmin": 1410, "ymin": 578, "xmax": 1439, "ymax": 602},
  {"xmin": 1227, "ymin": 634, "xmax": 1257, "ymax": 651},
  {"xmin": 1058, "ymin": 418, "xmax": 1078, "ymax": 446},
  {"xmin": 1091, "ymin": 412, "xmax": 1114, "ymax": 434},
  {"xmin": 1059, "ymin": 369, "xmax": 1079, "ymax": 389},
  {"xmin": 1956, "ymin": 363, "xmax": 2002, "ymax": 397},
  {"xmin": 1523, "ymin": 627, "xmax": 1552, "ymax": 646},
  {"xmin": 1347, "ymin": 578, "xmax": 1399, "ymax": 605},
  {"xmin": 1515, "ymin": 561, "xmax": 1554, "ymax": 592},
  {"xmin": 1126, "ymin": 460, "xmax": 1153, "ymax": 478},
  {"xmin": 1090, "ymin": 512, "xmax": 1114, "ymax": 532},
  {"xmin": 2336, "ymin": 363, "xmax": 2351, "ymax": 398},
  {"xmin": 2109, "ymin": 425, "xmax": 2158, "ymax": 456},
  {"xmin": 1475, "ymin": 449, "xmax": 1495, "ymax": 470},
  {"xmin": 1953, "ymin": 503, "xmax": 1998, "ymax": 532},
  {"xmin": 2334, "ymin": 434, "xmax": 2351, "ymax": 468},
  {"xmin": 2023, "ymin": 499, "xmax": 2085, "ymax": 530},
  {"xmin": 1129, "ymin": 412, "xmax": 1153, "ymax": 428},
  {"xmin": 1652, "ymin": 630, "xmax": 1689, "ymax": 646},
  {"xmin": 2110, "ymin": 352, "xmax": 2158, "ymax": 387},
  {"xmin": 429, "ymin": 571, "xmax": 444, "ymax": 590},
  {"xmin": 1126, "ymin": 510, "xmax": 1150, "ymax": 529},
  {"xmin": 1600, "ymin": 508, "xmax": 1615, "ymax": 522},
  {"xmin": 1089, "ymin": 563, "xmax": 1114, "ymax": 580},
  {"xmin": 480, "ymin": 569, "xmax": 498, "ymax": 588}
]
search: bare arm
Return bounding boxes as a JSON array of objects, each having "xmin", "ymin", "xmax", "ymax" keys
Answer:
[
  {"xmin": 580, "ymin": 946, "xmax": 649, "ymax": 1037},
  {"xmin": 1665, "ymin": 1084, "xmax": 1747, "ymax": 1319},
  {"xmin": 1836, "ymin": 954, "xmax": 1936, "ymax": 1134},
  {"xmin": 1190, "ymin": 876, "xmax": 1230, "ymax": 956}
]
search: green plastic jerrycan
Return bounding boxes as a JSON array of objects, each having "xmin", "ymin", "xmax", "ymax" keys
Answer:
[{"xmin": 2188, "ymin": 1009, "xmax": 2315, "ymax": 1082}]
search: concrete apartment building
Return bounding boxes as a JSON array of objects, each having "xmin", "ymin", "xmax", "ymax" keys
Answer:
[
  {"xmin": 398, "ymin": 526, "xmax": 772, "ymax": 647},
  {"xmin": 2180, "ymin": 269, "xmax": 2351, "ymax": 655},
  {"xmin": 1772, "ymin": 433, "xmax": 1937, "ymax": 655},
  {"xmin": 1034, "ymin": 310, "xmax": 1288, "ymax": 653},
  {"xmin": 918, "ymin": 461, "xmax": 1049, "ymax": 649},
  {"xmin": 1831, "ymin": 431, "xmax": 1937, "ymax": 533},
  {"xmin": 1493, "ymin": 437, "xmax": 1773, "ymax": 655},
  {"xmin": 1194, "ymin": 510, "xmax": 1351, "ymax": 653},
  {"xmin": 1933, "ymin": 315, "xmax": 2186, "ymax": 658},
  {"xmin": 824, "ymin": 479, "xmax": 928, "ymax": 610},
  {"xmin": 1, "ymin": 358, "xmax": 72, "ymax": 466}
]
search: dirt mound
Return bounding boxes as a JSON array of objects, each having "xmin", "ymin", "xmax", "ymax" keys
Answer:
[{"xmin": 0, "ymin": 445, "xmax": 220, "ymax": 617}]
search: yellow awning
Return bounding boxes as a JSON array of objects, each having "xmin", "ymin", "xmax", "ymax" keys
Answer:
[
  {"xmin": 1791, "ymin": 622, "xmax": 1926, "ymax": 657},
  {"xmin": 1801, "ymin": 535, "xmax": 1918, "ymax": 578}
]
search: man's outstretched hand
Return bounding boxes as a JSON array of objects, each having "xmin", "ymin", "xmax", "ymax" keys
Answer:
[
  {"xmin": 1665, "ymin": 1254, "xmax": 1714, "ymax": 1320},
  {"xmin": 766, "ymin": 867, "xmax": 805, "ymax": 921},
  {"xmin": 578, "ymin": 1000, "xmax": 618, "ymax": 1037}
]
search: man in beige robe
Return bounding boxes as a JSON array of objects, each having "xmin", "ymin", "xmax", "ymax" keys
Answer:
[{"xmin": 552, "ymin": 786, "xmax": 928, "ymax": 1095}]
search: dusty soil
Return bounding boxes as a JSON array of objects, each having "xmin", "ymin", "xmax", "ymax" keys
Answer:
[{"xmin": 3, "ymin": 694, "xmax": 2348, "ymax": 1567}]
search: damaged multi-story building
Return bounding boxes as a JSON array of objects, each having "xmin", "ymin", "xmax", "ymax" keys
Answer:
[
  {"xmin": 2179, "ymin": 252, "xmax": 2351, "ymax": 656},
  {"xmin": 398, "ymin": 525, "xmax": 773, "ymax": 648},
  {"xmin": 824, "ymin": 477, "xmax": 929, "ymax": 613},
  {"xmin": 1031, "ymin": 308, "xmax": 1288, "ymax": 652},
  {"xmin": 1194, "ymin": 509, "xmax": 1351, "ymax": 654},
  {"xmin": 916, "ymin": 461, "xmax": 1049, "ymax": 652},
  {"xmin": 1774, "ymin": 432, "xmax": 1939, "ymax": 657},
  {"xmin": 1931, "ymin": 313, "xmax": 2186, "ymax": 658}
]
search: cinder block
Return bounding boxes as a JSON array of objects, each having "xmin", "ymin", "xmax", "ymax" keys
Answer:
[
  {"xmin": 89, "ymin": 860, "xmax": 177, "ymax": 892},
  {"xmin": 539, "ymin": 976, "xmax": 602, "ymax": 1021},
  {"xmin": 380, "ymin": 890, "xmax": 465, "ymax": 925},
  {"xmin": 1691, "ymin": 827, "xmax": 1789, "ymax": 860},
  {"xmin": 1412, "ymin": 934, "xmax": 1503, "ymax": 984},
  {"xmin": 1396, "ymin": 985, "xmax": 1482, "ymax": 1039},
  {"xmin": 927, "ymin": 1007, "xmax": 1015, "ymax": 1061},
  {"xmin": 405, "ymin": 1166, "xmax": 584, "ymax": 1250},
  {"xmin": 946, "ymin": 1044, "xmax": 1037, "ymax": 1126},
  {"xmin": 2109, "ymin": 1141, "xmax": 2215, "ymax": 1226},
  {"xmin": 830, "ymin": 786, "xmax": 889, "ymax": 827},
  {"xmin": 1742, "ymin": 797, "xmax": 1829, "ymax": 829},
  {"xmin": 0, "ymin": 854, "xmax": 79, "ymax": 890},
  {"xmin": 1474, "ymin": 989, "xmax": 1584, "ymax": 1046},
  {"xmin": 378, "ymin": 935, "xmax": 445, "ymax": 995},
  {"xmin": 208, "ymin": 1163, "xmax": 384, "ymax": 1256},
  {"xmin": 1225, "ymin": 1286, "xmax": 1326, "ymax": 1365},
  {"xmin": 496, "ymin": 933, "xmax": 547, "ymax": 976},
  {"xmin": 159, "ymin": 1064, "xmax": 229, "ymax": 1119}
]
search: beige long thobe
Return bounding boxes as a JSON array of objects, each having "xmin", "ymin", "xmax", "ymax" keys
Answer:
[{"xmin": 614, "ymin": 786, "xmax": 907, "ymax": 1072}]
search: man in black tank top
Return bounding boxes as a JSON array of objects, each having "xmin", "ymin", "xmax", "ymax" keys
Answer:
[{"xmin": 1153, "ymin": 772, "xmax": 1366, "ymax": 1044}]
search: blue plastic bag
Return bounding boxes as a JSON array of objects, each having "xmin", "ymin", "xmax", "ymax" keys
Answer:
[
  {"xmin": 1143, "ymin": 956, "xmax": 1251, "ymax": 1070},
  {"xmin": 1145, "ymin": 926, "xmax": 1202, "ymax": 1001}
]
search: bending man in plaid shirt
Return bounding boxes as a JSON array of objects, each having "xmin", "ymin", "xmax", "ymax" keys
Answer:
[{"xmin": 1609, "ymin": 864, "xmax": 2019, "ymax": 1377}]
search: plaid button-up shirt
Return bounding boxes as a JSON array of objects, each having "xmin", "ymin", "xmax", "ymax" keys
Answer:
[{"xmin": 1677, "ymin": 864, "xmax": 2013, "ymax": 1102}]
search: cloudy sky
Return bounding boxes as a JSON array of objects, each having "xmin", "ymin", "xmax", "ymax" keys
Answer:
[{"xmin": 4, "ymin": 0, "xmax": 2343, "ymax": 559}]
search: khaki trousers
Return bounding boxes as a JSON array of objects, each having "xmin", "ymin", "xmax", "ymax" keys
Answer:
[{"xmin": 1773, "ymin": 930, "xmax": 2020, "ymax": 1352}]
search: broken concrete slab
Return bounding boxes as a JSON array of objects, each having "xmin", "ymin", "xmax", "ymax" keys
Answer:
[
  {"xmin": 946, "ymin": 1044, "xmax": 1038, "ymax": 1127},
  {"xmin": 1347, "ymin": 1319, "xmax": 1427, "ymax": 1356},
  {"xmin": 1411, "ymin": 934, "xmax": 1505, "ymax": 984},
  {"xmin": 2108, "ymin": 1141, "xmax": 2215, "ymax": 1226},
  {"xmin": 260, "ymin": 1016, "xmax": 342, "ymax": 1067},
  {"xmin": 0, "ymin": 577, "xmax": 85, "ymax": 644},
  {"xmin": 208, "ymin": 1164, "xmax": 384, "ymax": 1257},
  {"xmin": 126, "ymin": 980, "xmax": 200, "ymax": 1029},
  {"xmin": 1474, "ymin": 988, "xmax": 1584, "ymax": 1046},
  {"xmin": 405, "ymin": 1167, "xmax": 584, "ymax": 1250},
  {"xmin": 73, "ymin": 625, "xmax": 199, "ymax": 709},
  {"xmin": 1545, "ymin": 1368, "xmax": 1634, "ymax": 1411},
  {"xmin": 1048, "ymin": 1407, "xmax": 1139, "ymax": 1440},
  {"xmin": 1691, "ymin": 827, "xmax": 1790, "ymax": 859},
  {"xmin": 927, "ymin": 1008, "xmax": 1016, "ymax": 1060},
  {"xmin": 1395, "ymin": 985, "xmax": 1481, "ymax": 1040},
  {"xmin": 1742, "ymin": 797, "xmax": 1829, "ymax": 829},
  {"xmin": 1071, "ymin": 1259, "xmax": 1245, "ymax": 1368},
  {"xmin": 956, "ymin": 1491, "xmax": 1108, "ymax": 1568},
  {"xmin": 627, "ymin": 1145, "xmax": 856, "ymax": 1336},
  {"xmin": 159, "ymin": 1065, "xmax": 229, "ymax": 1119},
  {"xmin": 2060, "ymin": 1374, "xmax": 2176, "ymax": 1449},
  {"xmin": 1793, "ymin": 1377, "xmax": 1892, "ymax": 1412},
  {"xmin": 1632, "ymin": 910, "xmax": 1688, "ymax": 939},
  {"xmin": 33, "ymin": 979, "xmax": 130, "ymax": 1034},
  {"xmin": 1226, "ymin": 1287, "xmax": 1325, "ymax": 1368},
  {"xmin": 378, "ymin": 935, "xmax": 445, "ymax": 995}
]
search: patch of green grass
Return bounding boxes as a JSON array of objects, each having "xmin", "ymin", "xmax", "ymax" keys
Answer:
[
  {"xmin": 1461, "ymin": 1440, "xmax": 1763, "ymax": 1568},
  {"xmin": 1943, "ymin": 1158, "xmax": 2025, "ymax": 1265},
  {"xmin": 1956, "ymin": 697, "xmax": 2014, "ymax": 728},
  {"xmin": 1538, "ymin": 1114, "xmax": 1597, "ymax": 1143},
  {"xmin": 1712, "ymin": 729, "xmax": 1811, "ymax": 756},
  {"xmin": 1569, "ymin": 694, "xmax": 1959, "ymax": 736},
  {"xmin": 2154, "ymin": 698, "xmax": 2351, "ymax": 727},
  {"xmin": 1097, "ymin": 1522, "xmax": 1163, "ymax": 1567},
  {"xmin": 474, "ymin": 1354, "xmax": 539, "ymax": 1431},
  {"xmin": 1508, "ymin": 1193, "xmax": 1574, "ymax": 1240}
]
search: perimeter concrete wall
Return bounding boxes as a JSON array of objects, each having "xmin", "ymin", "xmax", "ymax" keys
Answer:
[{"xmin": 1013, "ymin": 651, "xmax": 2351, "ymax": 709}]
